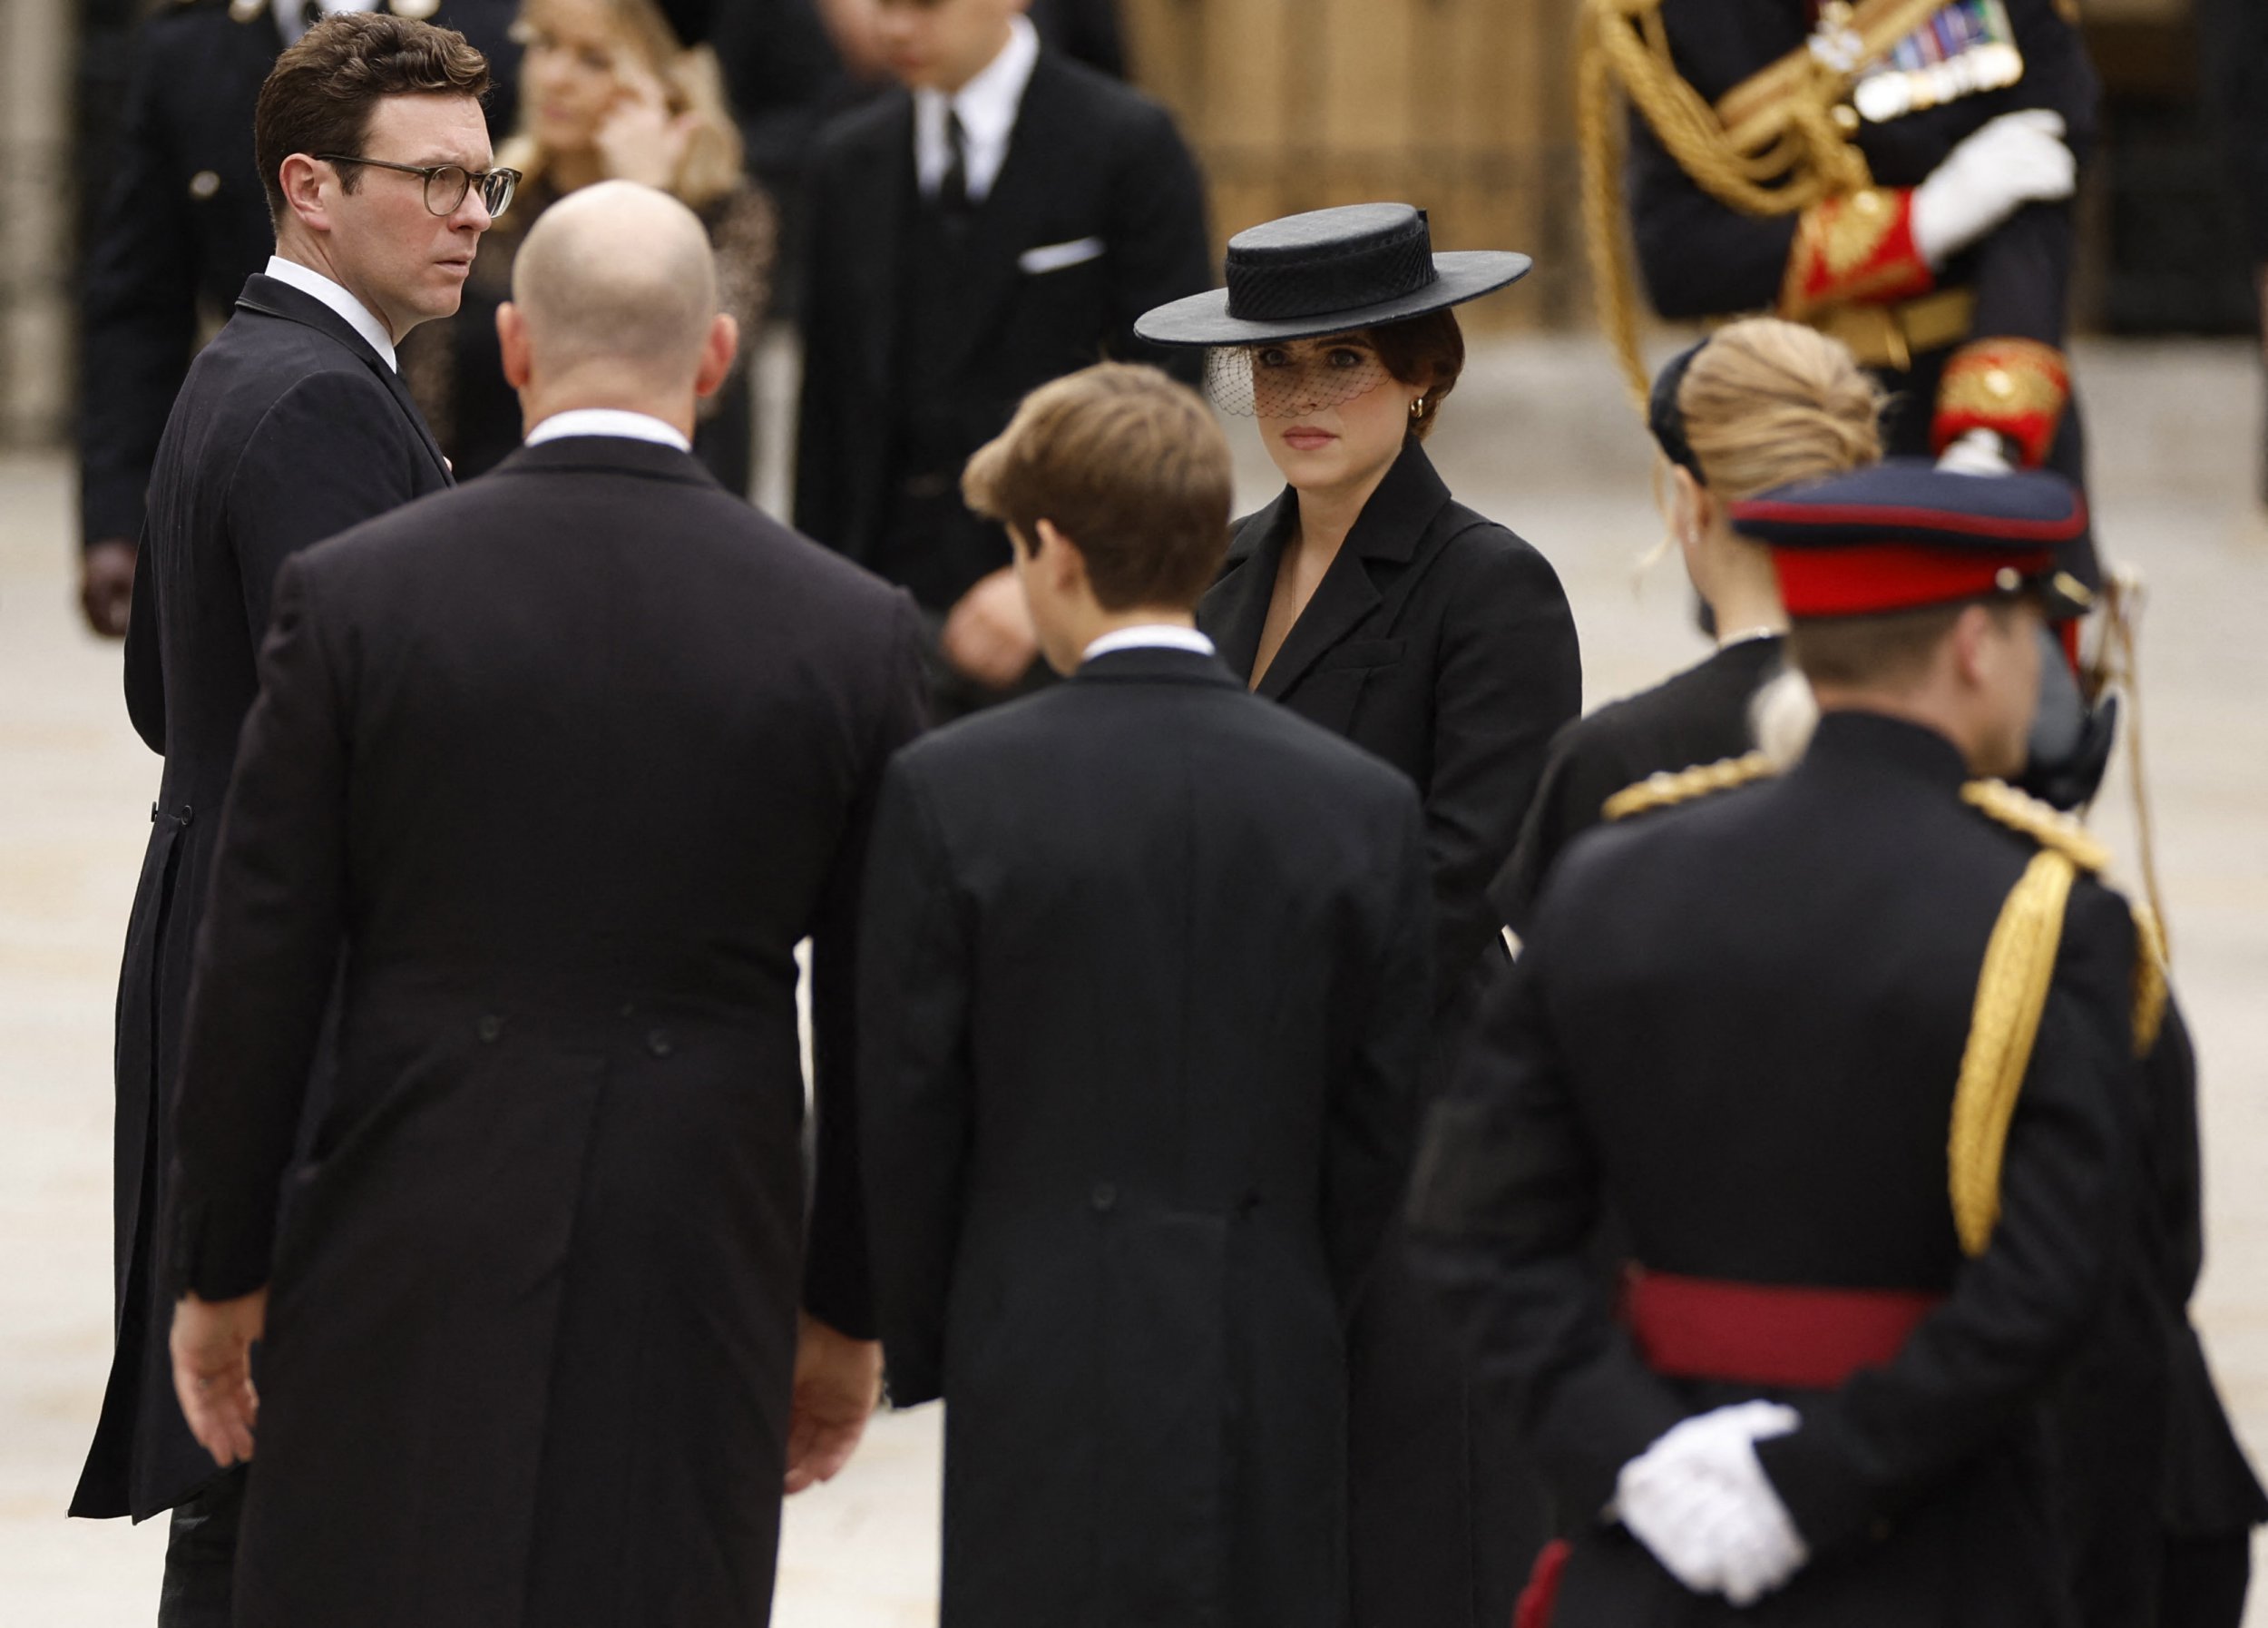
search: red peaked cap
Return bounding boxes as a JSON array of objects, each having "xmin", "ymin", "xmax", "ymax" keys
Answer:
[{"xmin": 1731, "ymin": 463, "xmax": 2093, "ymax": 621}]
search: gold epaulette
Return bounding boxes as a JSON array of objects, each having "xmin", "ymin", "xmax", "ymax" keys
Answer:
[
  {"xmin": 1959, "ymin": 780, "xmax": 2111, "ymax": 875},
  {"xmin": 1601, "ymin": 751, "xmax": 1777, "ymax": 823}
]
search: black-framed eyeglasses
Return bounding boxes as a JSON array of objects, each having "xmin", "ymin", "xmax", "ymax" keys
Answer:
[{"xmin": 317, "ymin": 154, "xmax": 522, "ymax": 218}]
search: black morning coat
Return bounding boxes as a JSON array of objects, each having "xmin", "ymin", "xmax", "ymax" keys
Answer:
[
  {"xmin": 1492, "ymin": 635, "xmax": 1785, "ymax": 937},
  {"xmin": 1201, "ymin": 435, "xmax": 1581, "ymax": 1628},
  {"xmin": 1409, "ymin": 711, "xmax": 2138, "ymax": 1628},
  {"xmin": 78, "ymin": 0, "xmax": 520, "ymax": 552},
  {"xmin": 2199, "ymin": 0, "xmax": 2268, "ymax": 262},
  {"xmin": 166, "ymin": 436, "xmax": 926, "ymax": 1627},
  {"xmin": 793, "ymin": 47, "xmax": 1211, "ymax": 613},
  {"xmin": 1628, "ymin": 0, "xmax": 2098, "ymax": 467},
  {"xmin": 76, "ymin": 273, "xmax": 453, "ymax": 1523},
  {"xmin": 857, "ymin": 648, "xmax": 1432, "ymax": 1628}
]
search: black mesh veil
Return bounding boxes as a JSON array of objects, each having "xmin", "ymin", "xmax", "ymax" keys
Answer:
[{"xmin": 1205, "ymin": 338, "xmax": 1393, "ymax": 418}]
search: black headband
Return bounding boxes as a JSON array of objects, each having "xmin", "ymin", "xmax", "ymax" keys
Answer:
[{"xmin": 1647, "ymin": 337, "xmax": 1711, "ymax": 481}]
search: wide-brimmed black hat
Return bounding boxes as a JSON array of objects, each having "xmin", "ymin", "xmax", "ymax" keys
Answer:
[{"xmin": 1135, "ymin": 203, "xmax": 1531, "ymax": 348}]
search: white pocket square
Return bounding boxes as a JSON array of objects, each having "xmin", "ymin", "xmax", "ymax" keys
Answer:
[{"xmin": 1019, "ymin": 237, "xmax": 1106, "ymax": 275}]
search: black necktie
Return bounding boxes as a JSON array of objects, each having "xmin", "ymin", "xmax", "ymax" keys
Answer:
[{"xmin": 938, "ymin": 110, "xmax": 970, "ymax": 215}]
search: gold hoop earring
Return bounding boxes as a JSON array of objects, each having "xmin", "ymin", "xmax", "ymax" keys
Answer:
[{"xmin": 1410, "ymin": 396, "xmax": 1425, "ymax": 419}]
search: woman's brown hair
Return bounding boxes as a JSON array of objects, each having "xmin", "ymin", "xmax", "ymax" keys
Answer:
[{"xmin": 1366, "ymin": 308, "xmax": 1466, "ymax": 441}]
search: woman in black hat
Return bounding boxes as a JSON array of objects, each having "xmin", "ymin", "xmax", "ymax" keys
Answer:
[{"xmin": 1139, "ymin": 201, "xmax": 1580, "ymax": 1628}]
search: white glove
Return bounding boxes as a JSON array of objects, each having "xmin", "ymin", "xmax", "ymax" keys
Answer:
[
  {"xmin": 1910, "ymin": 110, "xmax": 2076, "ymax": 269},
  {"xmin": 1615, "ymin": 1401, "xmax": 1810, "ymax": 1607},
  {"xmin": 1937, "ymin": 427, "xmax": 2017, "ymax": 476}
]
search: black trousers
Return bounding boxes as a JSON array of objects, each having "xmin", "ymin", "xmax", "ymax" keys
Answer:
[{"xmin": 158, "ymin": 1467, "xmax": 246, "ymax": 1628}]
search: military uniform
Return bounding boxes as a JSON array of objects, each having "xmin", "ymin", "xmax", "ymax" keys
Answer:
[
  {"xmin": 1581, "ymin": 0, "xmax": 2098, "ymax": 495},
  {"xmin": 78, "ymin": 0, "xmax": 521, "ymax": 555},
  {"xmin": 1410, "ymin": 467, "xmax": 2143, "ymax": 1625}
]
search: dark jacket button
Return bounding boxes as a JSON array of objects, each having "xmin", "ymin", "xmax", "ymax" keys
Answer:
[
  {"xmin": 647, "ymin": 1028, "xmax": 674, "ymax": 1058},
  {"xmin": 476, "ymin": 1015, "xmax": 502, "ymax": 1043},
  {"xmin": 1090, "ymin": 1182, "xmax": 1117, "ymax": 1212}
]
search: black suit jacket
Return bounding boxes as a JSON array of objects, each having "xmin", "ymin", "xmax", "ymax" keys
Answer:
[
  {"xmin": 2200, "ymin": 0, "xmax": 2268, "ymax": 264},
  {"xmin": 793, "ymin": 49, "xmax": 1210, "ymax": 608},
  {"xmin": 1411, "ymin": 713, "xmax": 2136, "ymax": 1628},
  {"xmin": 79, "ymin": 273, "xmax": 452, "ymax": 1522},
  {"xmin": 860, "ymin": 647, "xmax": 1429, "ymax": 1628},
  {"xmin": 168, "ymin": 437, "xmax": 924, "ymax": 1624},
  {"xmin": 1202, "ymin": 439, "xmax": 1581, "ymax": 1060},
  {"xmin": 78, "ymin": 0, "xmax": 520, "ymax": 551}
]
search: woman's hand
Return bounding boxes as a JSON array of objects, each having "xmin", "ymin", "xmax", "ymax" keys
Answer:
[{"xmin": 594, "ymin": 65, "xmax": 697, "ymax": 191}]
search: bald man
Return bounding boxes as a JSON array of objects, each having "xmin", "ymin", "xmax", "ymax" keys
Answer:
[{"xmin": 161, "ymin": 181, "xmax": 926, "ymax": 1628}]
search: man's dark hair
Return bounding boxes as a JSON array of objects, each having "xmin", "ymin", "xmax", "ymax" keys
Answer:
[
  {"xmin": 253, "ymin": 13, "xmax": 490, "ymax": 227},
  {"xmin": 963, "ymin": 364, "xmax": 1233, "ymax": 613},
  {"xmin": 1786, "ymin": 595, "xmax": 2024, "ymax": 690}
]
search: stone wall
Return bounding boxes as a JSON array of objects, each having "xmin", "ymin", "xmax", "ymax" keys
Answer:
[{"xmin": 0, "ymin": 0, "xmax": 72, "ymax": 446}]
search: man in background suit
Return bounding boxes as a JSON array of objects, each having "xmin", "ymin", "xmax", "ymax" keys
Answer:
[
  {"xmin": 2198, "ymin": 0, "xmax": 2268, "ymax": 501},
  {"xmin": 73, "ymin": 0, "xmax": 521, "ymax": 636},
  {"xmin": 794, "ymin": 0, "xmax": 1209, "ymax": 716},
  {"xmin": 82, "ymin": 18, "xmax": 502, "ymax": 1623},
  {"xmin": 168, "ymin": 181, "xmax": 924, "ymax": 1628},
  {"xmin": 860, "ymin": 363, "xmax": 1431, "ymax": 1625}
]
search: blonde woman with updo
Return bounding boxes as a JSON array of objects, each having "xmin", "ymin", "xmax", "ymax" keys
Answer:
[
  {"xmin": 1491, "ymin": 318, "xmax": 1882, "ymax": 933},
  {"xmin": 404, "ymin": 0, "xmax": 775, "ymax": 492}
]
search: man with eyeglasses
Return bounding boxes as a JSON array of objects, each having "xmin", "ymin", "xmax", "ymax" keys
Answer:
[{"xmin": 78, "ymin": 16, "xmax": 508, "ymax": 1627}]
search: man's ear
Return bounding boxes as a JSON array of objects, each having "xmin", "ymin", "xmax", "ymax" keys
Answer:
[
  {"xmin": 693, "ymin": 313, "xmax": 739, "ymax": 400},
  {"xmin": 1034, "ymin": 518, "xmax": 1087, "ymax": 598},
  {"xmin": 497, "ymin": 302, "xmax": 533, "ymax": 391},
  {"xmin": 278, "ymin": 153, "xmax": 334, "ymax": 235},
  {"xmin": 1949, "ymin": 602, "xmax": 1999, "ymax": 690}
]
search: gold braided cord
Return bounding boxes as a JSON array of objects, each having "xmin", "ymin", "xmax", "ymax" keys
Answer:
[
  {"xmin": 1948, "ymin": 848, "xmax": 2077, "ymax": 1257},
  {"xmin": 2092, "ymin": 569, "xmax": 2174, "ymax": 958},
  {"xmin": 1578, "ymin": 25, "xmax": 1652, "ymax": 407},
  {"xmin": 2130, "ymin": 902, "xmax": 2170, "ymax": 1059},
  {"xmin": 1960, "ymin": 780, "xmax": 2112, "ymax": 875},
  {"xmin": 1601, "ymin": 750, "xmax": 1778, "ymax": 823}
]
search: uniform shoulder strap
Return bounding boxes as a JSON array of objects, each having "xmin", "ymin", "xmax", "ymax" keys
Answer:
[
  {"xmin": 1601, "ymin": 750, "xmax": 1777, "ymax": 824},
  {"xmin": 1959, "ymin": 779, "xmax": 2111, "ymax": 874}
]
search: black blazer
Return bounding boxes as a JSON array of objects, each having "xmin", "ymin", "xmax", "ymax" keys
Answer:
[
  {"xmin": 79, "ymin": 273, "xmax": 453, "ymax": 1523},
  {"xmin": 167, "ymin": 436, "xmax": 924, "ymax": 1624},
  {"xmin": 1201, "ymin": 438, "xmax": 1581, "ymax": 1054},
  {"xmin": 1492, "ymin": 634, "xmax": 1785, "ymax": 936},
  {"xmin": 793, "ymin": 49, "xmax": 1210, "ymax": 607},
  {"xmin": 1411, "ymin": 712, "xmax": 2137, "ymax": 1628},
  {"xmin": 77, "ymin": 0, "xmax": 520, "ymax": 551},
  {"xmin": 859, "ymin": 647, "xmax": 1430, "ymax": 1628}
]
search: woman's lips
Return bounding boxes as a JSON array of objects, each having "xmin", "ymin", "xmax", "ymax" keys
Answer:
[{"xmin": 1281, "ymin": 427, "xmax": 1336, "ymax": 451}]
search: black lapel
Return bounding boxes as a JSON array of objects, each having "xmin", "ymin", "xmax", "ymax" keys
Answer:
[
  {"xmin": 1254, "ymin": 439, "xmax": 1455, "ymax": 701},
  {"xmin": 847, "ymin": 100, "xmax": 914, "ymax": 395},
  {"xmin": 931, "ymin": 52, "xmax": 1070, "ymax": 376},
  {"xmin": 234, "ymin": 274, "xmax": 454, "ymax": 484},
  {"xmin": 1204, "ymin": 491, "xmax": 1298, "ymax": 684}
]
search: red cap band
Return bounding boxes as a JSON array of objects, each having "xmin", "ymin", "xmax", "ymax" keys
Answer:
[{"xmin": 1772, "ymin": 543, "xmax": 2055, "ymax": 617}]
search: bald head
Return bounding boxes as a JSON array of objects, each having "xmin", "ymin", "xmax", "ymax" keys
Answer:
[{"xmin": 509, "ymin": 181, "xmax": 722, "ymax": 397}]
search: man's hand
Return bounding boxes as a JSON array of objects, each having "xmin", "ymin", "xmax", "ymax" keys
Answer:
[
  {"xmin": 1615, "ymin": 1400, "xmax": 1808, "ymax": 1607},
  {"xmin": 941, "ymin": 568, "xmax": 1039, "ymax": 691},
  {"xmin": 1911, "ymin": 110, "xmax": 2076, "ymax": 269},
  {"xmin": 171, "ymin": 1288, "xmax": 269, "ymax": 1467},
  {"xmin": 784, "ymin": 1312, "xmax": 882, "ymax": 1495},
  {"xmin": 80, "ymin": 540, "xmax": 137, "ymax": 638}
]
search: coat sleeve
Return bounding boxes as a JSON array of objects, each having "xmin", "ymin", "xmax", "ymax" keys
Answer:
[
  {"xmin": 1404, "ymin": 935, "xmax": 1690, "ymax": 1520},
  {"xmin": 123, "ymin": 544, "xmax": 165, "ymax": 753},
  {"xmin": 1101, "ymin": 103, "xmax": 1212, "ymax": 389},
  {"xmin": 224, "ymin": 370, "xmax": 431, "ymax": 644},
  {"xmin": 1754, "ymin": 883, "xmax": 2136, "ymax": 1554},
  {"xmin": 805, "ymin": 593, "xmax": 930, "ymax": 1340},
  {"xmin": 1322, "ymin": 782, "xmax": 1432, "ymax": 1308},
  {"xmin": 855, "ymin": 750, "xmax": 975, "ymax": 1405},
  {"xmin": 78, "ymin": 28, "xmax": 199, "ymax": 551},
  {"xmin": 792, "ymin": 143, "xmax": 850, "ymax": 547},
  {"xmin": 1424, "ymin": 532, "xmax": 1581, "ymax": 1015},
  {"xmin": 169, "ymin": 556, "xmax": 350, "ymax": 1300}
]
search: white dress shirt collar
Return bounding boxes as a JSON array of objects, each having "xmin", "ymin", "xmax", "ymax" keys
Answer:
[
  {"xmin": 524, "ymin": 408, "xmax": 693, "ymax": 453},
  {"xmin": 914, "ymin": 13, "xmax": 1041, "ymax": 204},
  {"xmin": 1080, "ymin": 624, "xmax": 1217, "ymax": 665},
  {"xmin": 263, "ymin": 253, "xmax": 397, "ymax": 372},
  {"xmin": 274, "ymin": 0, "xmax": 378, "ymax": 52}
]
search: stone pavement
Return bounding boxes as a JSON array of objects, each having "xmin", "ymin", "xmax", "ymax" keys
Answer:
[{"xmin": 3, "ymin": 336, "xmax": 2264, "ymax": 1623}]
